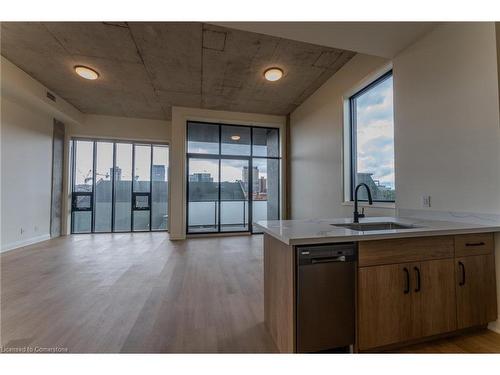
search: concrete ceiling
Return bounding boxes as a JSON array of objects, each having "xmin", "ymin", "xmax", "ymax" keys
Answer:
[
  {"xmin": 214, "ymin": 22, "xmax": 438, "ymax": 58},
  {"xmin": 0, "ymin": 22, "xmax": 356, "ymax": 120}
]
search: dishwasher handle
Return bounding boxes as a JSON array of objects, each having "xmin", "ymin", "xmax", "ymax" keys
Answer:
[{"xmin": 311, "ymin": 255, "xmax": 346, "ymax": 264}]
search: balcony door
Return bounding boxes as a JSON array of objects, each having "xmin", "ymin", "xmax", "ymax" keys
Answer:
[
  {"xmin": 71, "ymin": 139, "xmax": 169, "ymax": 234},
  {"xmin": 186, "ymin": 122, "xmax": 280, "ymax": 234}
]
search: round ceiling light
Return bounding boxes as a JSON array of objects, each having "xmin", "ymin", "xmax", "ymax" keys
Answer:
[
  {"xmin": 74, "ymin": 65, "xmax": 99, "ymax": 80},
  {"xmin": 264, "ymin": 67, "xmax": 283, "ymax": 82},
  {"xmin": 231, "ymin": 135, "xmax": 241, "ymax": 141}
]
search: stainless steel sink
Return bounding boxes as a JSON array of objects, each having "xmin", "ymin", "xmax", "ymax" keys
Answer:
[{"xmin": 331, "ymin": 222, "xmax": 417, "ymax": 231}]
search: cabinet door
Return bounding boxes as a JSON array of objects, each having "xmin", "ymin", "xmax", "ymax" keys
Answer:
[
  {"xmin": 358, "ymin": 263, "xmax": 413, "ymax": 350},
  {"xmin": 456, "ymin": 254, "xmax": 497, "ymax": 329},
  {"xmin": 412, "ymin": 259, "xmax": 457, "ymax": 337}
]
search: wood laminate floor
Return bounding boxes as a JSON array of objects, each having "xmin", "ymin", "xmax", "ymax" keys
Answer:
[
  {"xmin": 1, "ymin": 233, "xmax": 276, "ymax": 353},
  {"xmin": 1, "ymin": 233, "xmax": 499, "ymax": 353},
  {"xmin": 392, "ymin": 329, "xmax": 500, "ymax": 353}
]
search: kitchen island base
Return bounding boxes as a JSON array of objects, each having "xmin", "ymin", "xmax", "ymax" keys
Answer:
[{"xmin": 263, "ymin": 232, "xmax": 498, "ymax": 353}]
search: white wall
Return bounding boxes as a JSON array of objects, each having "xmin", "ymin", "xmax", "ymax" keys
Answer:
[
  {"xmin": 289, "ymin": 53, "xmax": 394, "ymax": 220},
  {"xmin": 1, "ymin": 57, "xmax": 83, "ymax": 252},
  {"xmin": 169, "ymin": 106, "xmax": 287, "ymax": 239},
  {"xmin": 1, "ymin": 97, "xmax": 54, "ymax": 251},
  {"xmin": 394, "ymin": 22, "xmax": 500, "ymax": 213},
  {"xmin": 69, "ymin": 114, "xmax": 170, "ymax": 143},
  {"xmin": 393, "ymin": 22, "xmax": 500, "ymax": 333}
]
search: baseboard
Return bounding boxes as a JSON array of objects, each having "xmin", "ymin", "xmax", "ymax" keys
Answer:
[
  {"xmin": 1, "ymin": 234, "xmax": 51, "ymax": 253},
  {"xmin": 488, "ymin": 320, "xmax": 500, "ymax": 334}
]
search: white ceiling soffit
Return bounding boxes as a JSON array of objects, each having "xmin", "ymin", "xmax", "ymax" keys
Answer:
[{"xmin": 213, "ymin": 22, "xmax": 439, "ymax": 58}]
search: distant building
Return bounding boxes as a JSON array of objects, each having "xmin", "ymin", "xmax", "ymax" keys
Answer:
[
  {"xmin": 259, "ymin": 176, "xmax": 267, "ymax": 193},
  {"xmin": 152, "ymin": 165, "xmax": 166, "ymax": 181},
  {"xmin": 356, "ymin": 172, "xmax": 395, "ymax": 201},
  {"xmin": 189, "ymin": 173, "xmax": 213, "ymax": 182},
  {"xmin": 110, "ymin": 167, "xmax": 122, "ymax": 181},
  {"xmin": 242, "ymin": 166, "xmax": 260, "ymax": 193}
]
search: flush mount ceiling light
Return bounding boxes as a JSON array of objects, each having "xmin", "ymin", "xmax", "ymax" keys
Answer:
[
  {"xmin": 264, "ymin": 67, "xmax": 283, "ymax": 82},
  {"xmin": 74, "ymin": 65, "xmax": 99, "ymax": 80},
  {"xmin": 230, "ymin": 135, "xmax": 241, "ymax": 141}
]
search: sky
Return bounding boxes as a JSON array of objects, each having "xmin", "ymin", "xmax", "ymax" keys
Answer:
[{"xmin": 355, "ymin": 76, "xmax": 395, "ymax": 189}]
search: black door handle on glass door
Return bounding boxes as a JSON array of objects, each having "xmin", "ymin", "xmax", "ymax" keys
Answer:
[
  {"xmin": 403, "ymin": 267, "xmax": 410, "ymax": 294},
  {"xmin": 458, "ymin": 261, "xmax": 466, "ymax": 286},
  {"xmin": 414, "ymin": 266, "xmax": 421, "ymax": 292}
]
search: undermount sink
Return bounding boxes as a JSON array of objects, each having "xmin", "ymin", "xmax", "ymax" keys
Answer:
[{"xmin": 331, "ymin": 222, "xmax": 417, "ymax": 231}]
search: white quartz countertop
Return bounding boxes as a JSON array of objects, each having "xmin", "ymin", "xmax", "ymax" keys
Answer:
[{"xmin": 254, "ymin": 216, "xmax": 500, "ymax": 245}]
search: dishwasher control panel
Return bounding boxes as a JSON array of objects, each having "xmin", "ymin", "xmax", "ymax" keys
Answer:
[{"xmin": 297, "ymin": 243, "xmax": 357, "ymax": 265}]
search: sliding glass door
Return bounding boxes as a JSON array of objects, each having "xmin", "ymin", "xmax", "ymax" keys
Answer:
[
  {"xmin": 71, "ymin": 139, "xmax": 169, "ymax": 234},
  {"xmin": 186, "ymin": 122, "xmax": 280, "ymax": 234}
]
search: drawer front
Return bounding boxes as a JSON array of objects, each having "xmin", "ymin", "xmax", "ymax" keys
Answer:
[
  {"xmin": 455, "ymin": 233, "xmax": 494, "ymax": 257},
  {"xmin": 358, "ymin": 236, "xmax": 454, "ymax": 267}
]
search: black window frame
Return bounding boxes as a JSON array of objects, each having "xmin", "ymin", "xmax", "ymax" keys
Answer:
[
  {"xmin": 70, "ymin": 138, "xmax": 169, "ymax": 234},
  {"xmin": 186, "ymin": 121, "xmax": 281, "ymax": 235},
  {"xmin": 349, "ymin": 69, "xmax": 395, "ymax": 203}
]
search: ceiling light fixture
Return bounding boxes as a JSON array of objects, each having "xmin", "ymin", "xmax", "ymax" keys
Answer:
[
  {"xmin": 264, "ymin": 67, "xmax": 283, "ymax": 82},
  {"xmin": 231, "ymin": 135, "xmax": 241, "ymax": 141},
  {"xmin": 74, "ymin": 65, "xmax": 99, "ymax": 80}
]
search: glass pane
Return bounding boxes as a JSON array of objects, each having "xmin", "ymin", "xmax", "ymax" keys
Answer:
[
  {"xmin": 220, "ymin": 159, "xmax": 249, "ymax": 232},
  {"xmin": 114, "ymin": 143, "xmax": 133, "ymax": 231},
  {"xmin": 252, "ymin": 128, "xmax": 279, "ymax": 157},
  {"xmin": 187, "ymin": 122, "xmax": 219, "ymax": 154},
  {"xmin": 133, "ymin": 210, "xmax": 150, "ymax": 231},
  {"xmin": 187, "ymin": 158, "xmax": 219, "ymax": 233},
  {"xmin": 75, "ymin": 195, "xmax": 91, "ymax": 210},
  {"xmin": 72, "ymin": 211, "xmax": 91, "ymax": 233},
  {"xmin": 221, "ymin": 125, "xmax": 250, "ymax": 156},
  {"xmin": 151, "ymin": 146, "xmax": 169, "ymax": 231},
  {"xmin": 134, "ymin": 195, "xmax": 150, "ymax": 209},
  {"xmin": 94, "ymin": 142, "xmax": 113, "ymax": 232},
  {"xmin": 353, "ymin": 75, "xmax": 395, "ymax": 201},
  {"xmin": 252, "ymin": 158, "xmax": 279, "ymax": 232},
  {"xmin": 74, "ymin": 140, "xmax": 94, "ymax": 192},
  {"xmin": 134, "ymin": 145, "xmax": 151, "ymax": 193}
]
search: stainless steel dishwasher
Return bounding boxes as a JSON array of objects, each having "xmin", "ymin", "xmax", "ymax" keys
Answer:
[{"xmin": 296, "ymin": 242, "xmax": 356, "ymax": 353}]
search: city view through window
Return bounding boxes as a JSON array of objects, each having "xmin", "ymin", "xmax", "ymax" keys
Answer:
[
  {"xmin": 71, "ymin": 140, "xmax": 168, "ymax": 233},
  {"xmin": 350, "ymin": 71, "xmax": 395, "ymax": 201},
  {"xmin": 187, "ymin": 122, "xmax": 280, "ymax": 233}
]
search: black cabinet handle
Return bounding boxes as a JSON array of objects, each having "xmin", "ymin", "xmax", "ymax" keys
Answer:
[
  {"xmin": 403, "ymin": 267, "xmax": 410, "ymax": 294},
  {"xmin": 414, "ymin": 266, "xmax": 421, "ymax": 292},
  {"xmin": 458, "ymin": 261, "xmax": 466, "ymax": 286},
  {"xmin": 465, "ymin": 242, "xmax": 485, "ymax": 247}
]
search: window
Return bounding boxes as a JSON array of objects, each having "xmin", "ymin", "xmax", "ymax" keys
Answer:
[
  {"xmin": 349, "ymin": 70, "xmax": 395, "ymax": 202},
  {"xmin": 70, "ymin": 139, "xmax": 169, "ymax": 233},
  {"xmin": 186, "ymin": 122, "xmax": 280, "ymax": 234}
]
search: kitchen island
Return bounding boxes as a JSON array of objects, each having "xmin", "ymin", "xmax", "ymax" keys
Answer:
[{"xmin": 255, "ymin": 217, "xmax": 499, "ymax": 353}]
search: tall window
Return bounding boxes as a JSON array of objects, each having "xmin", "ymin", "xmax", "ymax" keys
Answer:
[
  {"xmin": 71, "ymin": 139, "xmax": 169, "ymax": 233},
  {"xmin": 349, "ymin": 70, "xmax": 395, "ymax": 202},
  {"xmin": 186, "ymin": 121, "xmax": 280, "ymax": 234}
]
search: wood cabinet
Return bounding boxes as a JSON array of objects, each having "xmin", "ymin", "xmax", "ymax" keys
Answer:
[
  {"xmin": 456, "ymin": 254, "xmax": 497, "ymax": 329},
  {"xmin": 358, "ymin": 233, "xmax": 496, "ymax": 351},
  {"xmin": 413, "ymin": 258, "xmax": 456, "ymax": 338},
  {"xmin": 358, "ymin": 263, "xmax": 413, "ymax": 349},
  {"xmin": 358, "ymin": 258, "xmax": 456, "ymax": 350}
]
